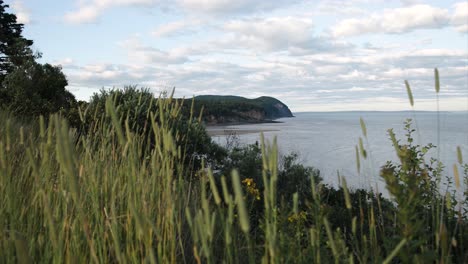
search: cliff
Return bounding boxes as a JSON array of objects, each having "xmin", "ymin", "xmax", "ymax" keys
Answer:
[{"xmin": 183, "ymin": 95, "xmax": 294, "ymax": 125}]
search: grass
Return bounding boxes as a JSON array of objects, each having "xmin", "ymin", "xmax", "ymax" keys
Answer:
[{"xmin": 1, "ymin": 71, "xmax": 467, "ymax": 263}]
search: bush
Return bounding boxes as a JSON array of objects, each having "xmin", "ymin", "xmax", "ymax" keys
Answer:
[
  {"xmin": 81, "ymin": 86, "xmax": 225, "ymax": 172},
  {"xmin": 380, "ymin": 119, "xmax": 466, "ymax": 262}
]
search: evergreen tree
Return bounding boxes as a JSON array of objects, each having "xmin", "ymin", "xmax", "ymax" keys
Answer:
[{"xmin": 0, "ymin": 0, "xmax": 34, "ymax": 81}]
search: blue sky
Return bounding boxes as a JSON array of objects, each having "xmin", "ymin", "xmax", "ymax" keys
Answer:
[{"xmin": 5, "ymin": 0, "xmax": 468, "ymax": 112}]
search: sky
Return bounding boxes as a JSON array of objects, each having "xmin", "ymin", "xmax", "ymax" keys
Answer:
[{"xmin": 4, "ymin": 0, "xmax": 468, "ymax": 112}]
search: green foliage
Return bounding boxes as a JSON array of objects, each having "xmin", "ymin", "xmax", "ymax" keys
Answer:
[
  {"xmin": 277, "ymin": 152, "xmax": 321, "ymax": 206},
  {"xmin": 181, "ymin": 95, "xmax": 293, "ymax": 124},
  {"xmin": 1, "ymin": 102, "xmax": 467, "ymax": 263},
  {"xmin": 381, "ymin": 119, "xmax": 466, "ymax": 263},
  {"xmin": 0, "ymin": 0, "xmax": 34, "ymax": 80},
  {"xmin": 0, "ymin": 100, "xmax": 188, "ymax": 263},
  {"xmin": 1, "ymin": 71, "xmax": 467, "ymax": 263},
  {"xmin": 82, "ymin": 86, "xmax": 225, "ymax": 171},
  {"xmin": 0, "ymin": 60, "xmax": 76, "ymax": 117},
  {"xmin": 1, "ymin": 1, "xmax": 76, "ymax": 121}
]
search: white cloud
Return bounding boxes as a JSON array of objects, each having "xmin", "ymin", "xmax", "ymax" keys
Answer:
[
  {"xmin": 223, "ymin": 16, "xmax": 314, "ymax": 51},
  {"xmin": 11, "ymin": 1, "xmax": 31, "ymax": 24},
  {"xmin": 381, "ymin": 67, "xmax": 432, "ymax": 79},
  {"xmin": 63, "ymin": 47, "xmax": 468, "ymax": 111},
  {"xmin": 119, "ymin": 37, "xmax": 189, "ymax": 64},
  {"xmin": 455, "ymin": 24, "xmax": 468, "ymax": 33},
  {"xmin": 58, "ymin": 1, "xmax": 467, "ymax": 111},
  {"xmin": 316, "ymin": 0, "xmax": 367, "ymax": 16},
  {"xmin": 152, "ymin": 20, "xmax": 190, "ymax": 37},
  {"xmin": 152, "ymin": 19, "xmax": 203, "ymax": 37},
  {"xmin": 65, "ymin": 0, "xmax": 159, "ymax": 24},
  {"xmin": 332, "ymin": 4, "xmax": 450, "ymax": 37},
  {"xmin": 400, "ymin": 0, "xmax": 423, "ymax": 6},
  {"xmin": 65, "ymin": 0, "xmax": 299, "ymax": 24},
  {"xmin": 52, "ymin": 58, "xmax": 74, "ymax": 67},
  {"xmin": 178, "ymin": 0, "xmax": 298, "ymax": 15},
  {"xmin": 216, "ymin": 16, "xmax": 351, "ymax": 53},
  {"xmin": 452, "ymin": 2, "xmax": 468, "ymax": 33}
]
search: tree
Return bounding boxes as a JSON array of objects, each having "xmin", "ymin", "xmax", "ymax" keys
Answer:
[
  {"xmin": 0, "ymin": 1, "xmax": 76, "ymax": 118},
  {"xmin": 1, "ymin": 60, "xmax": 76, "ymax": 116},
  {"xmin": 0, "ymin": 0, "xmax": 34, "ymax": 81}
]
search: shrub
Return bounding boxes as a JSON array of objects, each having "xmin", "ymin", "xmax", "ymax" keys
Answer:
[{"xmin": 81, "ymin": 86, "xmax": 225, "ymax": 172}]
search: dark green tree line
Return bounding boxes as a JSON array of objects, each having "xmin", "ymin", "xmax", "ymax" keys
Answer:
[{"xmin": 0, "ymin": 0, "xmax": 76, "ymax": 117}]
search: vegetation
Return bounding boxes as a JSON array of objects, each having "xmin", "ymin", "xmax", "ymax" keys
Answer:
[
  {"xmin": 0, "ymin": 0, "xmax": 34, "ymax": 80},
  {"xmin": 0, "ymin": 79, "xmax": 467, "ymax": 262},
  {"xmin": 79, "ymin": 86, "xmax": 225, "ymax": 171},
  {"xmin": 1, "ymin": 4, "xmax": 467, "ymax": 263},
  {"xmin": 0, "ymin": 0, "xmax": 76, "ymax": 118},
  {"xmin": 1, "ymin": 60, "xmax": 76, "ymax": 116},
  {"xmin": 180, "ymin": 95, "xmax": 294, "ymax": 125}
]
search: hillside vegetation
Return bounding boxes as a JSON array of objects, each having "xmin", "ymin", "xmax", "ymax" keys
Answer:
[
  {"xmin": 1, "ymin": 4, "xmax": 467, "ymax": 262},
  {"xmin": 1, "ymin": 79, "xmax": 467, "ymax": 263},
  {"xmin": 181, "ymin": 95, "xmax": 294, "ymax": 125}
]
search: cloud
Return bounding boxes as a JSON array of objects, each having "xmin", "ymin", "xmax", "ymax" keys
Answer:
[
  {"xmin": 217, "ymin": 16, "xmax": 351, "ymax": 54},
  {"xmin": 11, "ymin": 1, "xmax": 31, "ymax": 24},
  {"xmin": 399, "ymin": 0, "xmax": 423, "ymax": 6},
  {"xmin": 332, "ymin": 4, "xmax": 450, "ymax": 37},
  {"xmin": 452, "ymin": 2, "xmax": 468, "ymax": 33},
  {"xmin": 119, "ymin": 37, "xmax": 189, "ymax": 64},
  {"xmin": 63, "ymin": 46, "xmax": 468, "ymax": 111},
  {"xmin": 64, "ymin": 62, "xmax": 161, "ymax": 90},
  {"xmin": 152, "ymin": 19, "xmax": 203, "ymax": 38},
  {"xmin": 52, "ymin": 58, "xmax": 75, "ymax": 67},
  {"xmin": 178, "ymin": 0, "xmax": 299, "ymax": 16},
  {"xmin": 65, "ymin": 0, "xmax": 159, "ymax": 24},
  {"xmin": 59, "ymin": 1, "xmax": 467, "ymax": 111},
  {"xmin": 65, "ymin": 0, "xmax": 301, "ymax": 24},
  {"xmin": 316, "ymin": 0, "xmax": 367, "ymax": 16},
  {"xmin": 223, "ymin": 16, "xmax": 314, "ymax": 51}
]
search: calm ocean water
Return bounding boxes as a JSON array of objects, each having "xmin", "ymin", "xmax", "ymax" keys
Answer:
[{"xmin": 211, "ymin": 111, "xmax": 468, "ymax": 190}]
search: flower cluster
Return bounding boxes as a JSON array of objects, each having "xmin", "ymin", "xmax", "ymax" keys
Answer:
[
  {"xmin": 242, "ymin": 178, "xmax": 261, "ymax": 200},
  {"xmin": 287, "ymin": 211, "xmax": 307, "ymax": 223}
]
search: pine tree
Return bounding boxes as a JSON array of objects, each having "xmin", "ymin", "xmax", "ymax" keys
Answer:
[{"xmin": 0, "ymin": 0, "xmax": 34, "ymax": 81}]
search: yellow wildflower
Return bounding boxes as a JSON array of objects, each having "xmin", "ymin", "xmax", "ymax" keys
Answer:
[
  {"xmin": 288, "ymin": 211, "xmax": 307, "ymax": 223},
  {"xmin": 242, "ymin": 178, "xmax": 261, "ymax": 200}
]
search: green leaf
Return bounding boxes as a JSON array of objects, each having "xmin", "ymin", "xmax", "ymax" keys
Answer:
[
  {"xmin": 456, "ymin": 146, "xmax": 463, "ymax": 164},
  {"xmin": 405, "ymin": 80, "xmax": 414, "ymax": 107},
  {"xmin": 360, "ymin": 117, "xmax": 367, "ymax": 137}
]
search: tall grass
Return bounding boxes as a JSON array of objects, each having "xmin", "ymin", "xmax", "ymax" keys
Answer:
[
  {"xmin": 0, "ymin": 96, "xmax": 191, "ymax": 263},
  {"xmin": 1, "ymin": 71, "xmax": 467, "ymax": 263}
]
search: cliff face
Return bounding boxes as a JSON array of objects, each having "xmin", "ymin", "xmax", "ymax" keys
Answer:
[
  {"xmin": 187, "ymin": 95, "xmax": 293, "ymax": 125},
  {"xmin": 205, "ymin": 110, "xmax": 266, "ymax": 125},
  {"xmin": 255, "ymin": 96, "xmax": 294, "ymax": 119}
]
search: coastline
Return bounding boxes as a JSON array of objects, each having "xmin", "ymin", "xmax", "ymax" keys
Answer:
[
  {"xmin": 205, "ymin": 116, "xmax": 294, "ymax": 136},
  {"xmin": 207, "ymin": 128, "xmax": 278, "ymax": 136},
  {"xmin": 204, "ymin": 119, "xmax": 283, "ymax": 127}
]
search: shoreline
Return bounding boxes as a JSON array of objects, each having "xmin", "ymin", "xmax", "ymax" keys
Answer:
[
  {"xmin": 205, "ymin": 116, "xmax": 292, "ymax": 136},
  {"xmin": 204, "ymin": 119, "xmax": 283, "ymax": 127},
  {"xmin": 207, "ymin": 128, "xmax": 279, "ymax": 136}
]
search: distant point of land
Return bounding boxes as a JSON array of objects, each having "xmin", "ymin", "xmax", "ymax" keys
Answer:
[{"xmin": 182, "ymin": 95, "xmax": 294, "ymax": 125}]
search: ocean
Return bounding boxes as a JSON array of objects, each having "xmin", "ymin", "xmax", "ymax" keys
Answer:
[{"xmin": 210, "ymin": 111, "xmax": 468, "ymax": 191}]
